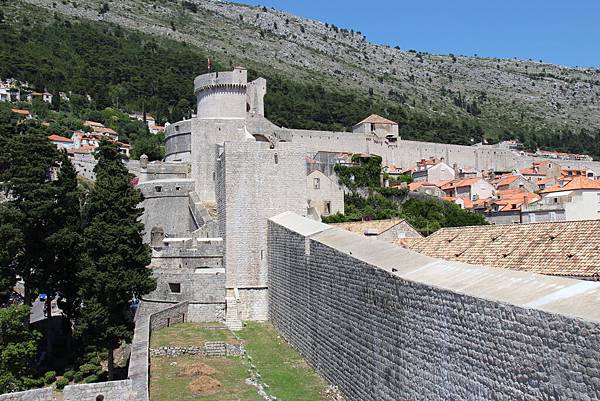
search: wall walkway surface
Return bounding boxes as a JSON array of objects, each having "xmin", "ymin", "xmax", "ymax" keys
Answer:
[{"xmin": 268, "ymin": 212, "xmax": 600, "ymax": 401}]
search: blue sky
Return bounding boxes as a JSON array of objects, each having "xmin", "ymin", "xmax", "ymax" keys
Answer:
[{"xmin": 242, "ymin": 0, "xmax": 600, "ymax": 68}]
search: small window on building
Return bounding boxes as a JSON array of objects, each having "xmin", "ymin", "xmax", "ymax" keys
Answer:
[
  {"xmin": 175, "ymin": 125, "xmax": 180, "ymax": 132},
  {"xmin": 155, "ymin": 186, "xmax": 162, "ymax": 192},
  {"xmin": 554, "ymin": 198, "xmax": 558, "ymax": 203},
  {"xmin": 324, "ymin": 201, "xmax": 331, "ymax": 216},
  {"xmin": 313, "ymin": 177, "xmax": 320, "ymax": 189},
  {"xmin": 176, "ymin": 186, "xmax": 181, "ymax": 191},
  {"xmin": 274, "ymin": 154, "xmax": 278, "ymax": 164},
  {"xmin": 168, "ymin": 283, "xmax": 181, "ymax": 293}
]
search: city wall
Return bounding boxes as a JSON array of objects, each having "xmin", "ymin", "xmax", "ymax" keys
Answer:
[
  {"xmin": 166, "ymin": 123, "xmax": 600, "ymax": 174},
  {"xmin": 138, "ymin": 178, "xmax": 195, "ymax": 241},
  {"xmin": 268, "ymin": 212, "xmax": 600, "ymax": 401},
  {"xmin": 276, "ymin": 128, "xmax": 600, "ymax": 172},
  {"xmin": 217, "ymin": 141, "xmax": 307, "ymax": 321}
]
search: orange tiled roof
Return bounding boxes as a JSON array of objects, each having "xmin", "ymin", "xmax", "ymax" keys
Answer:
[
  {"xmin": 48, "ymin": 134, "xmax": 73, "ymax": 143},
  {"xmin": 539, "ymin": 176, "xmax": 600, "ymax": 193},
  {"xmin": 11, "ymin": 108, "xmax": 31, "ymax": 116},
  {"xmin": 84, "ymin": 120, "xmax": 105, "ymax": 128},
  {"xmin": 405, "ymin": 220, "xmax": 600, "ymax": 278},
  {"xmin": 440, "ymin": 178, "xmax": 481, "ymax": 190},
  {"xmin": 494, "ymin": 175, "xmax": 521, "ymax": 187},
  {"xmin": 408, "ymin": 182, "xmax": 438, "ymax": 191},
  {"xmin": 332, "ymin": 219, "xmax": 420, "ymax": 237},
  {"xmin": 354, "ymin": 114, "xmax": 397, "ymax": 126},
  {"xmin": 520, "ymin": 166, "xmax": 545, "ymax": 176}
]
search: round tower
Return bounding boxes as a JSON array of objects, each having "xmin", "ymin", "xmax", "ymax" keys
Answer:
[{"xmin": 194, "ymin": 67, "xmax": 248, "ymax": 119}]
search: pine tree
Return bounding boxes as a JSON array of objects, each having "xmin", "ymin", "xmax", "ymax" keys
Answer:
[
  {"xmin": 46, "ymin": 153, "xmax": 83, "ymax": 319},
  {"xmin": 0, "ymin": 128, "xmax": 63, "ymax": 304},
  {"xmin": 76, "ymin": 141, "xmax": 155, "ymax": 379}
]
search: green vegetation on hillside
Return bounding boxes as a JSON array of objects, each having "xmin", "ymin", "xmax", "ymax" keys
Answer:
[{"xmin": 1, "ymin": 7, "xmax": 599, "ymax": 157}]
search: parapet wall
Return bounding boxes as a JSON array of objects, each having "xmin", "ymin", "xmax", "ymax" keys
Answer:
[{"xmin": 268, "ymin": 212, "xmax": 600, "ymax": 401}]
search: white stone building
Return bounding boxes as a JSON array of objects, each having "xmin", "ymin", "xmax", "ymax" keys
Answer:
[
  {"xmin": 306, "ymin": 170, "xmax": 344, "ymax": 217},
  {"xmin": 538, "ymin": 176, "xmax": 600, "ymax": 221}
]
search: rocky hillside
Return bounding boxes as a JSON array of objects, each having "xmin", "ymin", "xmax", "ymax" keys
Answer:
[{"xmin": 14, "ymin": 0, "xmax": 600, "ymax": 133}]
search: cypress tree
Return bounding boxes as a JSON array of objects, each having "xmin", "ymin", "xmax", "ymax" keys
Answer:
[{"xmin": 76, "ymin": 141, "xmax": 155, "ymax": 379}]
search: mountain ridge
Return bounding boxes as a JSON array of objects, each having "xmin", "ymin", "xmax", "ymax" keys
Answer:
[{"xmin": 19, "ymin": 0, "xmax": 600, "ymax": 131}]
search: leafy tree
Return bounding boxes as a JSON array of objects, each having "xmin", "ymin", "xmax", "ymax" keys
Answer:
[
  {"xmin": 401, "ymin": 198, "xmax": 488, "ymax": 236},
  {"xmin": 0, "ymin": 305, "xmax": 42, "ymax": 393},
  {"xmin": 76, "ymin": 141, "xmax": 155, "ymax": 379}
]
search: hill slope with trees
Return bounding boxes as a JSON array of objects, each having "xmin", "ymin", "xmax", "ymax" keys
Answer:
[{"xmin": 2, "ymin": 1, "xmax": 599, "ymax": 158}]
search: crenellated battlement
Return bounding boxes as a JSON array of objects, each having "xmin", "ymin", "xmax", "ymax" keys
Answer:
[{"xmin": 193, "ymin": 67, "xmax": 248, "ymax": 94}]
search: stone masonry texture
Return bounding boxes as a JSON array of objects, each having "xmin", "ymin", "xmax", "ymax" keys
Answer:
[
  {"xmin": 0, "ymin": 388, "xmax": 53, "ymax": 401},
  {"xmin": 267, "ymin": 213, "xmax": 600, "ymax": 401},
  {"xmin": 217, "ymin": 141, "xmax": 307, "ymax": 321}
]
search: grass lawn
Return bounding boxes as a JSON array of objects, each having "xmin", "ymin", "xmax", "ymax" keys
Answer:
[
  {"xmin": 238, "ymin": 321, "xmax": 330, "ymax": 401},
  {"xmin": 150, "ymin": 355, "xmax": 262, "ymax": 401},
  {"xmin": 150, "ymin": 322, "xmax": 237, "ymax": 348},
  {"xmin": 149, "ymin": 322, "xmax": 332, "ymax": 401}
]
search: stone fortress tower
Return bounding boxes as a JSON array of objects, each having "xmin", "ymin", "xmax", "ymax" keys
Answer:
[
  {"xmin": 139, "ymin": 67, "xmax": 306, "ymax": 329},
  {"xmin": 138, "ymin": 67, "xmax": 600, "ymax": 330}
]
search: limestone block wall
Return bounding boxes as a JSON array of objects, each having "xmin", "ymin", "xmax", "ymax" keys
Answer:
[
  {"xmin": 63, "ymin": 381, "xmax": 134, "ymax": 401},
  {"xmin": 275, "ymin": 128, "xmax": 600, "ymax": 172},
  {"xmin": 0, "ymin": 388, "xmax": 53, "ymax": 401},
  {"xmin": 145, "ymin": 268, "xmax": 225, "ymax": 304},
  {"xmin": 149, "ymin": 301, "xmax": 189, "ymax": 331},
  {"xmin": 217, "ymin": 142, "xmax": 307, "ymax": 320},
  {"xmin": 138, "ymin": 179, "xmax": 195, "ymax": 241},
  {"xmin": 190, "ymin": 118, "xmax": 249, "ymax": 202},
  {"xmin": 164, "ymin": 120, "xmax": 191, "ymax": 162},
  {"xmin": 268, "ymin": 212, "xmax": 600, "ymax": 401}
]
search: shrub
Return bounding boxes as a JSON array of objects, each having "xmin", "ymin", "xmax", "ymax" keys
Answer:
[
  {"xmin": 73, "ymin": 371, "xmax": 84, "ymax": 383},
  {"xmin": 55, "ymin": 377, "xmax": 69, "ymax": 390},
  {"xmin": 63, "ymin": 370, "xmax": 75, "ymax": 381},
  {"xmin": 83, "ymin": 374, "xmax": 99, "ymax": 384},
  {"xmin": 44, "ymin": 371, "xmax": 57, "ymax": 384},
  {"xmin": 79, "ymin": 363, "xmax": 101, "ymax": 376}
]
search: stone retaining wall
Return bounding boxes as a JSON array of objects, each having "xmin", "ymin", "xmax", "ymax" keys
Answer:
[
  {"xmin": 149, "ymin": 301, "xmax": 189, "ymax": 331},
  {"xmin": 268, "ymin": 212, "xmax": 600, "ymax": 401},
  {"xmin": 150, "ymin": 343, "xmax": 244, "ymax": 358}
]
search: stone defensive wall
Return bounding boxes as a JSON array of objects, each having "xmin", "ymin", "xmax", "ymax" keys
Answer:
[
  {"xmin": 164, "ymin": 119, "xmax": 191, "ymax": 162},
  {"xmin": 268, "ymin": 212, "xmax": 600, "ymax": 401},
  {"xmin": 276, "ymin": 128, "xmax": 600, "ymax": 172},
  {"xmin": 138, "ymin": 178, "xmax": 195, "ymax": 242},
  {"xmin": 143, "ymin": 267, "xmax": 226, "ymax": 322},
  {"xmin": 0, "ymin": 377, "xmax": 134, "ymax": 401}
]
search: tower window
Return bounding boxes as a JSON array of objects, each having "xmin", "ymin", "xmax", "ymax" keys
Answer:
[{"xmin": 168, "ymin": 283, "xmax": 181, "ymax": 293}]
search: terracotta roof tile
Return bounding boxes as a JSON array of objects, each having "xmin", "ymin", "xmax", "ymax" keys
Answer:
[
  {"xmin": 405, "ymin": 220, "xmax": 600, "ymax": 278},
  {"xmin": 354, "ymin": 114, "xmax": 397, "ymax": 126},
  {"xmin": 540, "ymin": 176, "xmax": 600, "ymax": 193}
]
